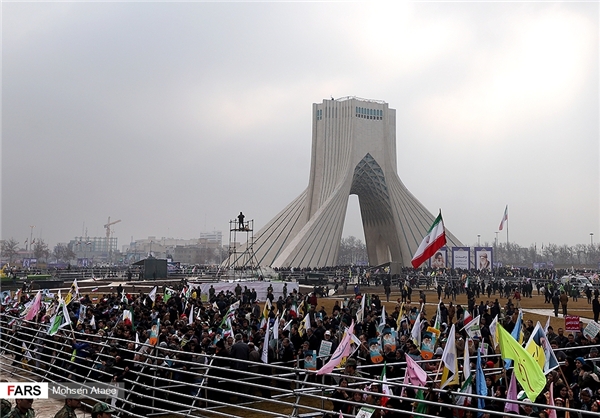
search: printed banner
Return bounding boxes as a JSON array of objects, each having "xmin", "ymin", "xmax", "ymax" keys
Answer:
[
  {"xmin": 565, "ymin": 316, "xmax": 580, "ymax": 332},
  {"xmin": 381, "ymin": 328, "xmax": 396, "ymax": 352},
  {"xmin": 429, "ymin": 247, "xmax": 447, "ymax": 269},
  {"xmin": 368, "ymin": 338, "xmax": 383, "ymax": 364},
  {"xmin": 318, "ymin": 340, "xmax": 333, "ymax": 359},
  {"xmin": 584, "ymin": 321, "xmax": 600, "ymax": 339},
  {"xmin": 304, "ymin": 350, "xmax": 316, "ymax": 370},
  {"xmin": 452, "ymin": 247, "xmax": 470, "ymax": 269},
  {"xmin": 474, "ymin": 247, "xmax": 493, "ymax": 271},
  {"xmin": 420, "ymin": 327, "xmax": 440, "ymax": 360}
]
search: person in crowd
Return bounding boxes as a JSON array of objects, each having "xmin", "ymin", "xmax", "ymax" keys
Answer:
[
  {"xmin": 53, "ymin": 398, "xmax": 82, "ymax": 418},
  {"xmin": 1, "ymin": 399, "xmax": 11, "ymax": 418},
  {"xmin": 560, "ymin": 291, "xmax": 569, "ymax": 316},
  {"xmin": 6, "ymin": 269, "xmax": 600, "ymax": 418},
  {"xmin": 91, "ymin": 402, "xmax": 114, "ymax": 418},
  {"xmin": 4, "ymin": 399, "xmax": 34, "ymax": 418}
]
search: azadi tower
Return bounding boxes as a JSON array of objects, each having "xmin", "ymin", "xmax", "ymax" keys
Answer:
[{"xmin": 233, "ymin": 97, "xmax": 462, "ymax": 268}]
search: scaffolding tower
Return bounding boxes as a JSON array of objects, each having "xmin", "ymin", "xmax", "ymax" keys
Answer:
[{"xmin": 221, "ymin": 218, "xmax": 262, "ymax": 279}]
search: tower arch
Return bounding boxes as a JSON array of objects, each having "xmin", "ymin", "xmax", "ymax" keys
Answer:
[{"xmin": 224, "ymin": 97, "xmax": 462, "ymax": 268}]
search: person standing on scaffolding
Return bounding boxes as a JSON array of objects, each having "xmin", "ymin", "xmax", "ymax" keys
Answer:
[{"xmin": 237, "ymin": 212, "xmax": 245, "ymax": 231}]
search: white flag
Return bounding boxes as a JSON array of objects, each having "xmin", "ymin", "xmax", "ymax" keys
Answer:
[
  {"xmin": 148, "ymin": 286, "xmax": 157, "ymax": 303},
  {"xmin": 411, "ymin": 310, "xmax": 422, "ymax": 347},
  {"xmin": 261, "ymin": 319, "xmax": 271, "ymax": 363}
]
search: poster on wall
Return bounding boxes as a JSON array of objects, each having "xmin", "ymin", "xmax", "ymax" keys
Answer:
[
  {"xmin": 452, "ymin": 247, "xmax": 471, "ymax": 269},
  {"xmin": 474, "ymin": 247, "xmax": 493, "ymax": 270},
  {"xmin": 429, "ymin": 247, "xmax": 447, "ymax": 269}
]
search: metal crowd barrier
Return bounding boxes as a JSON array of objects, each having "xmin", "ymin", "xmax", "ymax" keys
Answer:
[{"xmin": 0, "ymin": 316, "xmax": 598, "ymax": 418}]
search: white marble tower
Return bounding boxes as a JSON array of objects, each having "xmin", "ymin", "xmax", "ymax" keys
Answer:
[{"xmin": 230, "ymin": 97, "xmax": 462, "ymax": 268}]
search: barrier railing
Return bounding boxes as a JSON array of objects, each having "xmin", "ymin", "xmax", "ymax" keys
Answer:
[{"xmin": 0, "ymin": 316, "xmax": 593, "ymax": 418}]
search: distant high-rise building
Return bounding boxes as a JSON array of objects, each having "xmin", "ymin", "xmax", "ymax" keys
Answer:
[
  {"xmin": 199, "ymin": 230, "xmax": 222, "ymax": 244},
  {"xmin": 225, "ymin": 97, "xmax": 462, "ymax": 268}
]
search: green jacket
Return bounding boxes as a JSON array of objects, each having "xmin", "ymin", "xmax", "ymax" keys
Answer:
[
  {"xmin": 53, "ymin": 405, "xmax": 77, "ymax": 418},
  {"xmin": 3, "ymin": 407, "xmax": 35, "ymax": 418}
]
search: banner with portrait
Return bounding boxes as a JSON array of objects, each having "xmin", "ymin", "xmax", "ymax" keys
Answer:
[
  {"xmin": 304, "ymin": 350, "xmax": 316, "ymax": 370},
  {"xmin": 474, "ymin": 247, "xmax": 493, "ymax": 271},
  {"xmin": 420, "ymin": 326, "xmax": 441, "ymax": 360},
  {"xmin": 368, "ymin": 338, "xmax": 383, "ymax": 364},
  {"xmin": 452, "ymin": 247, "xmax": 471, "ymax": 269},
  {"xmin": 381, "ymin": 328, "xmax": 397, "ymax": 352},
  {"xmin": 429, "ymin": 247, "xmax": 447, "ymax": 269}
]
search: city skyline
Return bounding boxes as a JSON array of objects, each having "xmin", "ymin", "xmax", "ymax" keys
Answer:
[{"xmin": 2, "ymin": 2, "xmax": 598, "ymax": 253}]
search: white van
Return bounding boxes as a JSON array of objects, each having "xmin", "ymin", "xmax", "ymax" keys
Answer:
[{"xmin": 560, "ymin": 275, "xmax": 594, "ymax": 292}]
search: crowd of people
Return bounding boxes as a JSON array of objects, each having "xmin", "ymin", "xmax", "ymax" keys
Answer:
[{"xmin": 1, "ymin": 272, "xmax": 600, "ymax": 418}]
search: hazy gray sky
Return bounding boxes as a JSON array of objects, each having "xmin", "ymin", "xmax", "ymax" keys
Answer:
[{"xmin": 2, "ymin": 2, "xmax": 599, "ymax": 252}]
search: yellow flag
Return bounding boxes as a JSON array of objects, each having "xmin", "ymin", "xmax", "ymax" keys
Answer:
[
  {"xmin": 63, "ymin": 291, "xmax": 73, "ymax": 306},
  {"xmin": 441, "ymin": 366, "xmax": 460, "ymax": 387},
  {"xmin": 525, "ymin": 340, "xmax": 546, "ymax": 371},
  {"xmin": 396, "ymin": 302, "xmax": 405, "ymax": 330},
  {"xmin": 497, "ymin": 324, "xmax": 546, "ymax": 401},
  {"xmin": 262, "ymin": 299, "xmax": 272, "ymax": 319}
]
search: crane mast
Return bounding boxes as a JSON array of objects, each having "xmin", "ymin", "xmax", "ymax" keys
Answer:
[{"xmin": 104, "ymin": 216, "xmax": 121, "ymax": 262}]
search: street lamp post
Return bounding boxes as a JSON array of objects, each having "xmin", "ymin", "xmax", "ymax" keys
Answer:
[
  {"xmin": 477, "ymin": 234, "xmax": 481, "ymax": 246},
  {"xmin": 29, "ymin": 225, "xmax": 35, "ymax": 260},
  {"xmin": 495, "ymin": 232, "xmax": 499, "ymax": 247},
  {"xmin": 591, "ymin": 233, "xmax": 594, "ymax": 246}
]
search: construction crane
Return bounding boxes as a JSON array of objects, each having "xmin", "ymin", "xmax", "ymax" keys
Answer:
[{"xmin": 104, "ymin": 217, "xmax": 121, "ymax": 261}]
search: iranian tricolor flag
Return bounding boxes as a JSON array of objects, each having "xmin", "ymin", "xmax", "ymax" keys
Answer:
[
  {"xmin": 380, "ymin": 363, "xmax": 390, "ymax": 407},
  {"xmin": 499, "ymin": 205, "xmax": 508, "ymax": 230},
  {"xmin": 411, "ymin": 212, "xmax": 447, "ymax": 268}
]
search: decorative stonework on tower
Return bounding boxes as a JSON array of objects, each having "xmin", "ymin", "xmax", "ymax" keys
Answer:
[{"xmin": 230, "ymin": 97, "xmax": 462, "ymax": 268}]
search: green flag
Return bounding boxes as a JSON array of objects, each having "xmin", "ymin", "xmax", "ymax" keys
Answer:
[
  {"xmin": 414, "ymin": 389, "xmax": 428, "ymax": 418},
  {"xmin": 48, "ymin": 312, "xmax": 64, "ymax": 336}
]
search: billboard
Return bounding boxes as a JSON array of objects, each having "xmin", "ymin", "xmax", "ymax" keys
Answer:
[
  {"xmin": 22, "ymin": 258, "xmax": 37, "ymax": 268},
  {"xmin": 429, "ymin": 247, "xmax": 447, "ymax": 268},
  {"xmin": 452, "ymin": 247, "xmax": 471, "ymax": 269},
  {"xmin": 474, "ymin": 247, "xmax": 493, "ymax": 271}
]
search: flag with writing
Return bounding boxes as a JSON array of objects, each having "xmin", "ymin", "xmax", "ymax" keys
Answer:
[{"xmin": 497, "ymin": 324, "xmax": 546, "ymax": 401}]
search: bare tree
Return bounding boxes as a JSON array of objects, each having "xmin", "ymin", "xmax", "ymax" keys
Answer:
[
  {"xmin": 33, "ymin": 239, "xmax": 50, "ymax": 263},
  {"xmin": 338, "ymin": 236, "xmax": 368, "ymax": 265},
  {"xmin": 1, "ymin": 238, "xmax": 20, "ymax": 263},
  {"xmin": 53, "ymin": 244, "xmax": 76, "ymax": 263}
]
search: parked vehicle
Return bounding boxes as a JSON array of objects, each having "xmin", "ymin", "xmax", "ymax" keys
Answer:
[{"xmin": 560, "ymin": 275, "xmax": 594, "ymax": 291}]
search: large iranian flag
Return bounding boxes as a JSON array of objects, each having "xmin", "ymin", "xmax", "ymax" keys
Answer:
[{"xmin": 411, "ymin": 212, "xmax": 447, "ymax": 268}]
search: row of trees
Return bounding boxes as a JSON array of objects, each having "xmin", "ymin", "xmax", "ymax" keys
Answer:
[
  {"xmin": 1, "ymin": 238, "xmax": 76, "ymax": 264},
  {"xmin": 491, "ymin": 242, "xmax": 600, "ymax": 267},
  {"xmin": 2, "ymin": 235, "xmax": 598, "ymax": 268}
]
